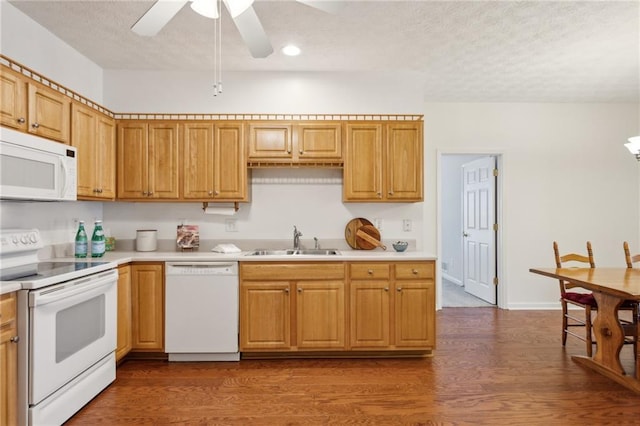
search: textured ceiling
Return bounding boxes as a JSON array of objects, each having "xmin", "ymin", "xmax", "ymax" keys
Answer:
[{"xmin": 6, "ymin": 0, "xmax": 640, "ymax": 102}]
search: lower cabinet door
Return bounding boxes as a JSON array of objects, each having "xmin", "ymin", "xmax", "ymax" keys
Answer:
[
  {"xmin": 240, "ymin": 282, "xmax": 291, "ymax": 350},
  {"xmin": 394, "ymin": 281, "xmax": 435, "ymax": 348},
  {"xmin": 349, "ymin": 281, "xmax": 390, "ymax": 348},
  {"xmin": 296, "ymin": 281, "xmax": 345, "ymax": 349}
]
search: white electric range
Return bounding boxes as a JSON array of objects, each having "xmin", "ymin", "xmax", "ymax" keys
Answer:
[{"xmin": 0, "ymin": 229, "xmax": 118, "ymax": 426}]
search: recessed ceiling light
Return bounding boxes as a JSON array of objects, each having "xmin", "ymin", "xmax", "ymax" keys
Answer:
[{"xmin": 282, "ymin": 45, "xmax": 301, "ymax": 56}]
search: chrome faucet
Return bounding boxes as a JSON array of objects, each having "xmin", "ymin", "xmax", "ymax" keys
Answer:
[
  {"xmin": 293, "ymin": 226, "xmax": 303, "ymax": 250},
  {"xmin": 314, "ymin": 237, "xmax": 319, "ymax": 249}
]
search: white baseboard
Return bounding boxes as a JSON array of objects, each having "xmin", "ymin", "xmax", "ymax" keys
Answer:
[{"xmin": 442, "ymin": 273, "xmax": 462, "ymax": 286}]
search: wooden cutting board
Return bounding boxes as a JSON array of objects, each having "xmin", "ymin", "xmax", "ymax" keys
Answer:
[
  {"xmin": 356, "ymin": 225, "xmax": 387, "ymax": 250},
  {"xmin": 345, "ymin": 218, "xmax": 373, "ymax": 249},
  {"xmin": 345, "ymin": 218, "xmax": 386, "ymax": 250}
]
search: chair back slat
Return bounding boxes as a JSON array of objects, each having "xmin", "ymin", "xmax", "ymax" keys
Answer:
[
  {"xmin": 553, "ymin": 241, "xmax": 595, "ymax": 293},
  {"xmin": 624, "ymin": 241, "xmax": 640, "ymax": 269}
]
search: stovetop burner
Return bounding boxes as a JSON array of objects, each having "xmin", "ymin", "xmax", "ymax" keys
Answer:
[{"xmin": 0, "ymin": 261, "xmax": 110, "ymax": 282}]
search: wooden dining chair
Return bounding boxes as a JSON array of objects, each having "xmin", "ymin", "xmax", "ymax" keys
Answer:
[{"xmin": 553, "ymin": 241, "xmax": 598, "ymax": 356}]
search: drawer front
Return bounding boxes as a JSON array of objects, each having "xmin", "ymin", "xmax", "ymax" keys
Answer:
[
  {"xmin": 395, "ymin": 262, "xmax": 435, "ymax": 280},
  {"xmin": 241, "ymin": 262, "xmax": 345, "ymax": 281},
  {"xmin": 0, "ymin": 292, "xmax": 17, "ymax": 329},
  {"xmin": 350, "ymin": 263, "xmax": 390, "ymax": 280}
]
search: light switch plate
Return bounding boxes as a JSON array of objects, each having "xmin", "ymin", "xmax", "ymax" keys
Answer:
[{"xmin": 402, "ymin": 219, "xmax": 412, "ymax": 232}]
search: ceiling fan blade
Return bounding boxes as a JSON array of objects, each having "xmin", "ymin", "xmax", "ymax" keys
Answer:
[
  {"xmin": 231, "ymin": 6, "xmax": 274, "ymax": 58},
  {"xmin": 296, "ymin": 0, "xmax": 345, "ymax": 14},
  {"xmin": 131, "ymin": 0, "xmax": 189, "ymax": 36}
]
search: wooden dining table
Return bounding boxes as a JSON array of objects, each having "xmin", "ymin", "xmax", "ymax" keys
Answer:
[{"xmin": 529, "ymin": 267, "xmax": 640, "ymax": 393}]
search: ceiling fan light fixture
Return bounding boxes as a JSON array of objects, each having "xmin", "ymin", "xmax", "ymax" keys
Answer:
[
  {"xmin": 282, "ymin": 44, "xmax": 301, "ymax": 56},
  {"xmin": 191, "ymin": 0, "xmax": 219, "ymax": 19},
  {"xmin": 223, "ymin": 0, "xmax": 254, "ymax": 18}
]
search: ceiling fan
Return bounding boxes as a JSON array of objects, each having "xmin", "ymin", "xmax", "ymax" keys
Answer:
[{"xmin": 131, "ymin": 0, "xmax": 344, "ymax": 59}]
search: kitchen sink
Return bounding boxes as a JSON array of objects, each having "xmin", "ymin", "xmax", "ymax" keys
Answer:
[{"xmin": 246, "ymin": 249, "xmax": 340, "ymax": 256}]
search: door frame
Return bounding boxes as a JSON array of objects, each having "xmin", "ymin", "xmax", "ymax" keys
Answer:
[{"xmin": 436, "ymin": 149, "xmax": 506, "ymax": 309}]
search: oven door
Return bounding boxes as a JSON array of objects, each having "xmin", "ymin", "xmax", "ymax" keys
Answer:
[{"xmin": 28, "ymin": 269, "xmax": 117, "ymax": 405}]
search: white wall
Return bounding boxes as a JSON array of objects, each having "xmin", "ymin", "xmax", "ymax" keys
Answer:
[
  {"xmin": 103, "ymin": 169, "xmax": 423, "ymax": 247},
  {"xmin": 0, "ymin": 2, "xmax": 104, "ymax": 102},
  {"xmin": 104, "ymin": 69, "xmax": 424, "ymax": 114},
  {"xmin": 424, "ymin": 102, "xmax": 640, "ymax": 309}
]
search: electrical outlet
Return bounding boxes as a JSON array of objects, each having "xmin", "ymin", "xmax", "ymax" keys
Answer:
[
  {"xmin": 374, "ymin": 218, "xmax": 383, "ymax": 230},
  {"xmin": 225, "ymin": 219, "xmax": 238, "ymax": 232},
  {"xmin": 402, "ymin": 219, "xmax": 412, "ymax": 232}
]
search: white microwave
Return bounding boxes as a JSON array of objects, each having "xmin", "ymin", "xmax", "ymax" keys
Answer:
[{"xmin": 0, "ymin": 127, "xmax": 77, "ymax": 201}]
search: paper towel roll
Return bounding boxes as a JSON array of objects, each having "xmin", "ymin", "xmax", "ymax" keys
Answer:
[{"xmin": 204, "ymin": 207, "xmax": 236, "ymax": 215}]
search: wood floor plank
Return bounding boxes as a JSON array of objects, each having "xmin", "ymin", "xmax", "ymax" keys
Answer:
[{"xmin": 65, "ymin": 308, "xmax": 640, "ymax": 425}]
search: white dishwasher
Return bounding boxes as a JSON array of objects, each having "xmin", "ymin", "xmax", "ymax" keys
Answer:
[{"xmin": 165, "ymin": 261, "xmax": 239, "ymax": 361}]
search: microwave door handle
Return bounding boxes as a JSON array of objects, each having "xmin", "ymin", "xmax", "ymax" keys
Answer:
[
  {"xmin": 60, "ymin": 157, "xmax": 69, "ymax": 196},
  {"xmin": 30, "ymin": 271, "xmax": 117, "ymax": 307}
]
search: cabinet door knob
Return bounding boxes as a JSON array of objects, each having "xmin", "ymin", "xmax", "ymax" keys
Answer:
[
  {"xmin": 284, "ymin": 288, "xmax": 289, "ymax": 294},
  {"xmin": 10, "ymin": 336, "xmax": 20, "ymax": 343},
  {"xmin": 377, "ymin": 192, "xmax": 382, "ymax": 198},
  {"xmin": 397, "ymin": 287, "xmax": 403, "ymax": 292},
  {"xmin": 142, "ymin": 191, "xmax": 148, "ymax": 196},
  {"xmin": 388, "ymin": 191, "xmax": 394, "ymax": 196},
  {"xmin": 384, "ymin": 287, "xmax": 389, "ymax": 292},
  {"xmin": 214, "ymin": 190, "xmax": 219, "ymax": 196},
  {"xmin": 208, "ymin": 191, "xmax": 213, "ymax": 196},
  {"xmin": 32, "ymin": 122, "xmax": 40, "ymax": 129},
  {"xmin": 412, "ymin": 269, "xmax": 418, "ymax": 274},
  {"xmin": 148, "ymin": 191, "xmax": 153, "ymax": 196},
  {"xmin": 17, "ymin": 117, "xmax": 25, "ymax": 124},
  {"xmin": 297, "ymin": 288, "xmax": 303, "ymax": 293},
  {"xmin": 299, "ymin": 150, "xmax": 303, "ymax": 155},
  {"xmin": 367, "ymin": 269, "xmax": 373, "ymax": 275}
]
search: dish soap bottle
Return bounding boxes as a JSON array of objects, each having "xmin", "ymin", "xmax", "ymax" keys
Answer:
[
  {"xmin": 91, "ymin": 220, "xmax": 106, "ymax": 258},
  {"xmin": 74, "ymin": 221, "xmax": 88, "ymax": 258}
]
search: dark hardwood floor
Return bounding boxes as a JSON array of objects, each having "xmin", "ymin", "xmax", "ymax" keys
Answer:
[{"xmin": 66, "ymin": 308, "xmax": 640, "ymax": 425}]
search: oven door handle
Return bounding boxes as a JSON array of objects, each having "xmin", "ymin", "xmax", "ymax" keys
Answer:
[{"xmin": 30, "ymin": 270, "xmax": 118, "ymax": 307}]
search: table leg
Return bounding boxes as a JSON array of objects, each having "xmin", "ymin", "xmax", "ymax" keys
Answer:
[{"xmin": 590, "ymin": 291, "xmax": 625, "ymax": 374}]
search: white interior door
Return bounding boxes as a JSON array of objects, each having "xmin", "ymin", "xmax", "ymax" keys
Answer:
[{"xmin": 462, "ymin": 156, "xmax": 496, "ymax": 304}]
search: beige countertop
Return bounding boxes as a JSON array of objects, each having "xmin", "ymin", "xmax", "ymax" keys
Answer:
[
  {"xmin": 1, "ymin": 245, "xmax": 437, "ymax": 295},
  {"xmin": 91, "ymin": 248, "xmax": 437, "ymax": 265}
]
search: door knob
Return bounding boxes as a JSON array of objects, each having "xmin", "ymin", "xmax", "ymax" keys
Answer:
[{"xmin": 463, "ymin": 232, "xmax": 469, "ymax": 237}]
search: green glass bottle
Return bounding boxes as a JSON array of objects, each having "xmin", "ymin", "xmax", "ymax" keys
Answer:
[
  {"xmin": 91, "ymin": 220, "xmax": 106, "ymax": 258},
  {"xmin": 74, "ymin": 221, "xmax": 88, "ymax": 258}
]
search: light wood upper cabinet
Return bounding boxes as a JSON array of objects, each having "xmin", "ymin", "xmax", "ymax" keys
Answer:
[
  {"xmin": 247, "ymin": 121, "xmax": 342, "ymax": 164},
  {"xmin": 131, "ymin": 263, "xmax": 164, "ymax": 352},
  {"xmin": 182, "ymin": 122, "xmax": 247, "ymax": 201},
  {"xmin": 385, "ymin": 122, "xmax": 423, "ymax": 201},
  {"xmin": 344, "ymin": 121, "xmax": 423, "ymax": 202},
  {"xmin": 27, "ymin": 82, "xmax": 71, "ymax": 144},
  {"xmin": 72, "ymin": 103, "xmax": 116, "ymax": 200},
  {"xmin": 294, "ymin": 122, "xmax": 342, "ymax": 160},
  {"xmin": 247, "ymin": 122, "xmax": 291, "ymax": 160},
  {"xmin": 0, "ymin": 292, "xmax": 18, "ymax": 426},
  {"xmin": 116, "ymin": 264, "xmax": 132, "ymax": 362},
  {"xmin": 0, "ymin": 66, "xmax": 27, "ymax": 131},
  {"xmin": 0, "ymin": 65, "xmax": 70, "ymax": 143},
  {"xmin": 117, "ymin": 122, "xmax": 179, "ymax": 200}
]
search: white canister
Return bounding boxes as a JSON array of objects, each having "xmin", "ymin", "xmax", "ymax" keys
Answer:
[{"xmin": 136, "ymin": 229, "xmax": 157, "ymax": 252}]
